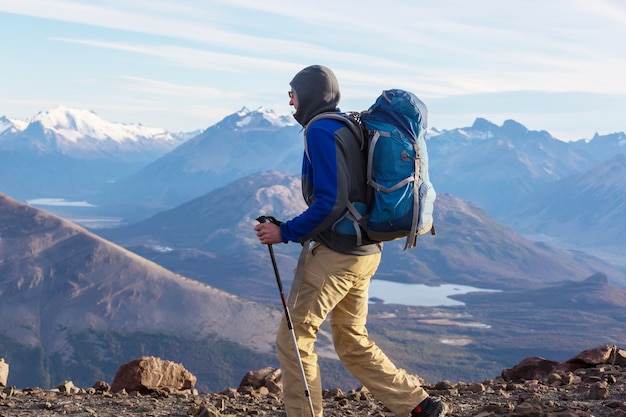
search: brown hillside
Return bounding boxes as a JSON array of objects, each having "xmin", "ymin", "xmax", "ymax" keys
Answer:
[{"xmin": 0, "ymin": 193, "xmax": 285, "ymax": 390}]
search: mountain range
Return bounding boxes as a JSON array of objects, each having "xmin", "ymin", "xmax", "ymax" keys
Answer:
[
  {"xmin": 2, "ymin": 107, "xmax": 624, "ymax": 260},
  {"xmin": 426, "ymin": 119, "xmax": 626, "ymax": 258},
  {"xmin": 1, "ymin": 106, "xmax": 625, "ymax": 391}
]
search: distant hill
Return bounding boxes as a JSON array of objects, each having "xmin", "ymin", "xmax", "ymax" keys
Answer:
[
  {"xmin": 0, "ymin": 193, "xmax": 285, "ymax": 391},
  {"xmin": 457, "ymin": 272, "xmax": 626, "ymax": 311},
  {"xmin": 509, "ymin": 154, "xmax": 626, "ymax": 250}
]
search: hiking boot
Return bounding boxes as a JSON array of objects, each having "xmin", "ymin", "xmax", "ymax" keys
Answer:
[{"xmin": 410, "ymin": 396, "xmax": 448, "ymax": 417}]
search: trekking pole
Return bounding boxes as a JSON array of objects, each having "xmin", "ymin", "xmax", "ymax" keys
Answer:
[{"xmin": 256, "ymin": 215, "xmax": 316, "ymax": 417}]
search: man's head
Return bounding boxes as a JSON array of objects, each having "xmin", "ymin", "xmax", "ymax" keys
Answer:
[{"xmin": 289, "ymin": 65, "xmax": 340, "ymax": 126}]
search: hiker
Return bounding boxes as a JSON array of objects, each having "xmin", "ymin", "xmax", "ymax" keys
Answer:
[{"xmin": 254, "ymin": 65, "xmax": 448, "ymax": 417}]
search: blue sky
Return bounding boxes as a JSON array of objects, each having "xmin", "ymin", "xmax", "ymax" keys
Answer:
[{"xmin": 1, "ymin": 0, "xmax": 625, "ymax": 141}]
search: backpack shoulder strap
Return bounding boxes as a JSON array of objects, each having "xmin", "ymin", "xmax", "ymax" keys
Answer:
[
  {"xmin": 306, "ymin": 112, "xmax": 365, "ymax": 151},
  {"xmin": 305, "ymin": 111, "xmax": 369, "ymax": 246}
]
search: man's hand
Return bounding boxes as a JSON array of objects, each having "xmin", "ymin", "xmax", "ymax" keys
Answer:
[{"xmin": 254, "ymin": 217, "xmax": 283, "ymax": 245}]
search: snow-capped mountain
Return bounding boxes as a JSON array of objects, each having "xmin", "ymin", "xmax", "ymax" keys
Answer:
[
  {"xmin": 0, "ymin": 115, "xmax": 28, "ymax": 134},
  {"xmin": 0, "ymin": 106, "xmax": 184, "ymax": 161},
  {"xmin": 0, "ymin": 106, "xmax": 192, "ymax": 201},
  {"xmin": 168, "ymin": 106, "xmax": 298, "ymax": 173},
  {"xmin": 217, "ymin": 106, "xmax": 296, "ymax": 130}
]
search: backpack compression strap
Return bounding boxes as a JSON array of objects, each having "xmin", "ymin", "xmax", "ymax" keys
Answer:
[
  {"xmin": 366, "ymin": 129, "xmax": 420, "ymax": 250},
  {"xmin": 407, "ymin": 140, "xmax": 421, "ymax": 250}
]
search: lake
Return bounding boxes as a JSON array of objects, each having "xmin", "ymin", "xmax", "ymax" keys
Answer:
[{"xmin": 369, "ymin": 279, "xmax": 499, "ymax": 307}]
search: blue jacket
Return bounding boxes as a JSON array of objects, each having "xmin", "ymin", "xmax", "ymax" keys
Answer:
[{"xmin": 280, "ymin": 116, "xmax": 381, "ymax": 255}]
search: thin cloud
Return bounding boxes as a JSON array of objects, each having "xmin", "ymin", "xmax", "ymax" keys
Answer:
[
  {"xmin": 103, "ymin": 76, "xmax": 235, "ymax": 99},
  {"xmin": 50, "ymin": 36, "xmax": 404, "ymax": 79},
  {"xmin": 51, "ymin": 37, "xmax": 288, "ymax": 73}
]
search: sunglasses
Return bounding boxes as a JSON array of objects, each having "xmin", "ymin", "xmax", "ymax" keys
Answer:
[{"xmin": 288, "ymin": 90, "xmax": 295, "ymax": 99}]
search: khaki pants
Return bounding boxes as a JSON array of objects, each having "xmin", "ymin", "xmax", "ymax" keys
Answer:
[{"xmin": 276, "ymin": 244, "xmax": 428, "ymax": 417}]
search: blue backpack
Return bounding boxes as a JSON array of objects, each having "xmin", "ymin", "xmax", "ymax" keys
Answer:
[{"xmin": 309, "ymin": 89, "xmax": 436, "ymax": 250}]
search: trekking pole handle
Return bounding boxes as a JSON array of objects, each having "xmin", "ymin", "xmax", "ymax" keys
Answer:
[
  {"xmin": 256, "ymin": 215, "xmax": 282, "ymax": 227},
  {"xmin": 256, "ymin": 215, "xmax": 285, "ymax": 291}
]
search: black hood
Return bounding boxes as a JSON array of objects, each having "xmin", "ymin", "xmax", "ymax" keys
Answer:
[{"xmin": 289, "ymin": 65, "xmax": 341, "ymax": 126}]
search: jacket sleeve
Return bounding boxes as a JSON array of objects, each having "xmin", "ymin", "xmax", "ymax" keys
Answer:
[{"xmin": 279, "ymin": 120, "xmax": 349, "ymax": 243}]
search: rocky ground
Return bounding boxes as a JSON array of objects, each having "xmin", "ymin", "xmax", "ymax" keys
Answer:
[{"xmin": 2, "ymin": 346, "xmax": 626, "ymax": 417}]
